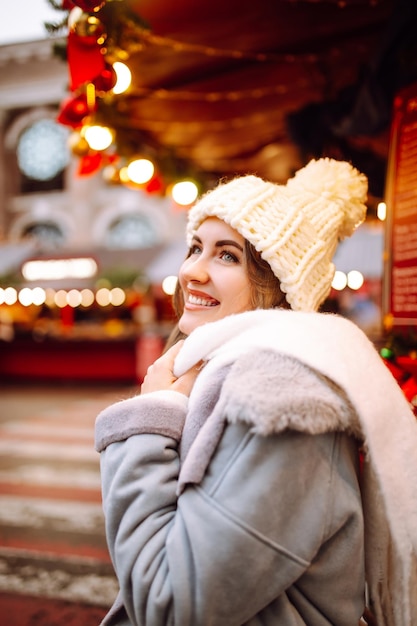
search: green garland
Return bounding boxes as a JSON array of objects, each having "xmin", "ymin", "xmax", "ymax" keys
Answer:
[{"xmin": 380, "ymin": 327, "xmax": 417, "ymax": 360}]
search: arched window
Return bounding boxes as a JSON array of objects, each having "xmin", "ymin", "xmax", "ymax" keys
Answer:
[
  {"xmin": 106, "ymin": 213, "xmax": 157, "ymax": 249},
  {"xmin": 21, "ymin": 221, "xmax": 65, "ymax": 249}
]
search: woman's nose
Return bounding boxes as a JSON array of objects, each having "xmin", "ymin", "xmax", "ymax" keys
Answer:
[{"xmin": 181, "ymin": 255, "xmax": 209, "ymax": 283}]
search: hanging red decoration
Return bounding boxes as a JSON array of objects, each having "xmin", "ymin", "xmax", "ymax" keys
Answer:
[
  {"xmin": 67, "ymin": 30, "xmax": 105, "ymax": 91},
  {"xmin": 77, "ymin": 151, "xmax": 103, "ymax": 176},
  {"xmin": 93, "ymin": 64, "xmax": 117, "ymax": 93},
  {"xmin": 77, "ymin": 151, "xmax": 119, "ymax": 176},
  {"xmin": 53, "ymin": 0, "xmax": 183, "ymax": 193},
  {"xmin": 145, "ymin": 174, "xmax": 164, "ymax": 194},
  {"xmin": 71, "ymin": 0, "xmax": 106, "ymax": 12},
  {"xmin": 57, "ymin": 93, "xmax": 94, "ymax": 127}
]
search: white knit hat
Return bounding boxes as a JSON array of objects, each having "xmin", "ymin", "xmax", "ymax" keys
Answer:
[{"xmin": 186, "ymin": 158, "xmax": 368, "ymax": 312}]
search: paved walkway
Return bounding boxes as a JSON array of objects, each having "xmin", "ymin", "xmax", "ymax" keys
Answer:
[{"xmin": 0, "ymin": 382, "xmax": 136, "ymax": 625}]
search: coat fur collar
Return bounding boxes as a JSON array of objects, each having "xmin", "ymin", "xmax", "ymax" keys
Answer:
[
  {"xmin": 174, "ymin": 309, "xmax": 412, "ymax": 441},
  {"xmin": 175, "ymin": 309, "xmax": 417, "ymax": 626}
]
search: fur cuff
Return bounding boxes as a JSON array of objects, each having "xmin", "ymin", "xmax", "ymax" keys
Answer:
[{"xmin": 95, "ymin": 391, "xmax": 188, "ymax": 452}]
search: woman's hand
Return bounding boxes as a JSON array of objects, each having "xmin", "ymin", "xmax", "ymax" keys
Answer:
[{"xmin": 141, "ymin": 340, "xmax": 200, "ymax": 397}]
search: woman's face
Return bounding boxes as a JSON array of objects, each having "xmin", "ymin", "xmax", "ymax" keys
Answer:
[{"xmin": 178, "ymin": 217, "xmax": 253, "ymax": 335}]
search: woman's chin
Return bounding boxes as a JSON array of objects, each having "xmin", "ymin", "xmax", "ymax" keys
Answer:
[{"xmin": 179, "ymin": 311, "xmax": 212, "ymax": 335}]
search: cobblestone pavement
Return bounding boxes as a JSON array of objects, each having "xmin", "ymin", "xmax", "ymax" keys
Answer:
[{"xmin": 0, "ymin": 382, "xmax": 137, "ymax": 626}]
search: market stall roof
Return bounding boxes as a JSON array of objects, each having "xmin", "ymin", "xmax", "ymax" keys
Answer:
[{"xmin": 63, "ymin": 0, "xmax": 417, "ymax": 197}]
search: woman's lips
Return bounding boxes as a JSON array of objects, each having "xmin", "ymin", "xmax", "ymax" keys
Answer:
[{"xmin": 186, "ymin": 292, "xmax": 219, "ymax": 307}]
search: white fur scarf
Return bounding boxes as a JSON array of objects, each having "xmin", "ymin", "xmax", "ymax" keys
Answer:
[{"xmin": 174, "ymin": 309, "xmax": 417, "ymax": 626}]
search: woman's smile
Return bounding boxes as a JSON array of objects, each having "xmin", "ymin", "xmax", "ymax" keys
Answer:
[{"xmin": 186, "ymin": 290, "xmax": 219, "ymax": 308}]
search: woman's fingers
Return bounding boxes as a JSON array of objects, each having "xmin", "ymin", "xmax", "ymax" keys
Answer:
[
  {"xmin": 141, "ymin": 340, "xmax": 185, "ymax": 394},
  {"xmin": 172, "ymin": 362, "xmax": 201, "ymax": 396},
  {"xmin": 141, "ymin": 339, "xmax": 202, "ymax": 397}
]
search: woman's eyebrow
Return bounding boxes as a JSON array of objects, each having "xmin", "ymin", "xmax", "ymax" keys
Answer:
[
  {"xmin": 215, "ymin": 240, "xmax": 243, "ymax": 251},
  {"xmin": 191, "ymin": 234, "xmax": 243, "ymax": 252}
]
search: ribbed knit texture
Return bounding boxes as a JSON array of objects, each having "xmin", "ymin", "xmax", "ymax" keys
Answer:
[{"xmin": 186, "ymin": 158, "xmax": 368, "ymax": 312}]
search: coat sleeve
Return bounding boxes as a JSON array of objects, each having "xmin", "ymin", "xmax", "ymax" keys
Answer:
[{"xmin": 97, "ymin": 391, "xmax": 364, "ymax": 626}]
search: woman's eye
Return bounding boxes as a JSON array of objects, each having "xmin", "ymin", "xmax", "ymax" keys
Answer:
[
  {"xmin": 220, "ymin": 250, "xmax": 238, "ymax": 263},
  {"xmin": 189, "ymin": 244, "xmax": 202, "ymax": 255}
]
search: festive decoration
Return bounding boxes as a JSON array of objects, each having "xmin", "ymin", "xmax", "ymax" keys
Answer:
[
  {"xmin": 93, "ymin": 64, "xmax": 117, "ymax": 93},
  {"xmin": 77, "ymin": 151, "xmax": 103, "ymax": 175},
  {"xmin": 77, "ymin": 150, "xmax": 118, "ymax": 176},
  {"xmin": 49, "ymin": 0, "xmax": 314, "ymax": 194},
  {"xmin": 49, "ymin": 0, "xmax": 388, "ymax": 198},
  {"xmin": 380, "ymin": 328, "xmax": 417, "ymax": 416},
  {"xmin": 112, "ymin": 62, "xmax": 132, "ymax": 95},
  {"xmin": 126, "ymin": 158, "xmax": 155, "ymax": 185},
  {"xmin": 51, "ymin": 0, "xmax": 316, "ymax": 194},
  {"xmin": 144, "ymin": 174, "xmax": 164, "ymax": 194},
  {"xmin": 67, "ymin": 30, "xmax": 105, "ymax": 91},
  {"xmin": 68, "ymin": 9, "xmax": 105, "ymax": 44},
  {"xmin": 68, "ymin": 130, "xmax": 90, "ymax": 156},
  {"xmin": 71, "ymin": 0, "xmax": 106, "ymax": 12},
  {"xmin": 381, "ymin": 327, "xmax": 417, "ymax": 361},
  {"xmin": 57, "ymin": 92, "xmax": 94, "ymax": 127},
  {"xmin": 83, "ymin": 124, "xmax": 114, "ymax": 150},
  {"xmin": 48, "ymin": 1, "xmax": 164, "ymax": 187},
  {"xmin": 171, "ymin": 180, "xmax": 199, "ymax": 205}
]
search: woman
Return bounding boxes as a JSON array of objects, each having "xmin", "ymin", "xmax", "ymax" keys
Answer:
[{"xmin": 96, "ymin": 158, "xmax": 417, "ymax": 626}]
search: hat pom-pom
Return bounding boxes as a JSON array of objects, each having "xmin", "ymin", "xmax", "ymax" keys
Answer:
[{"xmin": 287, "ymin": 158, "xmax": 368, "ymax": 238}]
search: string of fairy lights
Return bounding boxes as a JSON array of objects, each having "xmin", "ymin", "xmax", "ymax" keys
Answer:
[{"xmin": 49, "ymin": 0, "xmax": 389, "ymax": 203}]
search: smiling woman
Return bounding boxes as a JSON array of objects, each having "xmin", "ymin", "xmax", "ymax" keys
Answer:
[{"xmin": 95, "ymin": 158, "xmax": 417, "ymax": 626}]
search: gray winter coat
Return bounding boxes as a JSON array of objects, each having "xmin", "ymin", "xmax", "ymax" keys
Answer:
[{"xmin": 95, "ymin": 309, "xmax": 417, "ymax": 626}]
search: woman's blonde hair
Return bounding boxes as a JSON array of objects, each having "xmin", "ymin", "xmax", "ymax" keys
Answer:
[{"xmin": 164, "ymin": 239, "xmax": 289, "ymax": 350}]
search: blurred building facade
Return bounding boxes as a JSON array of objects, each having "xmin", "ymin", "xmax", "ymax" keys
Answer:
[
  {"xmin": 0, "ymin": 37, "xmax": 187, "ymax": 255},
  {"xmin": 0, "ymin": 38, "xmax": 188, "ymax": 382},
  {"xmin": 0, "ymin": 36, "xmax": 386, "ymax": 383}
]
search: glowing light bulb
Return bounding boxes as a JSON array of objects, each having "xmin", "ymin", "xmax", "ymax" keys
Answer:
[
  {"xmin": 117, "ymin": 166, "xmax": 129, "ymax": 184},
  {"xmin": 171, "ymin": 180, "xmax": 199, "ymax": 205},
  {"xmin": 80, "ymin": 289, "xmax": 95, "ymax": 307},
  {"xmin": 113, "ymin": 62, "xmax": 132, "ymax": 94},
  {"xmin": 347, "ymin": 270, "xmax": 364, "ymax": 290},
  {"xmin": 377, "ymin": 202, "xmax": 386, "ymax": 221},
  {"xmin": 32, "ymin": 288, "xmax": 46, "ymax": 306},
  {"xmin": 331, "ymin": 271, "xmax": 347, "ymax": 291},
  {"xmin": 84, "ymin": 125, "xmax": 114, "ymax": 151},
  {"xmin": 96, "ymin": 288, "xmax": 111, "ymax": 306},
  {"xmin": 18, "ymin": 288, "xmax": 33, "ymax": 307},
  {"xmin": 162, "ymin": 275, "xmax": 178, "ymax": 295},
  {"xmin": 4, "ymin": 287, "xmax": 17, "ymax": 305},
  {"xmin": 67, "ymin": 289, "xmax": 82, "ymax": 307},
  {"xmin": 54, "ymin": 290, "xmax": 68, "ymax": 308},
  {"xmin": 126, "ymin": 158, "xmax": 154, "ymax": 184},
  {"xmin": 110, "ymin": 287, "xmax": 126, "ymax": 306}
]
